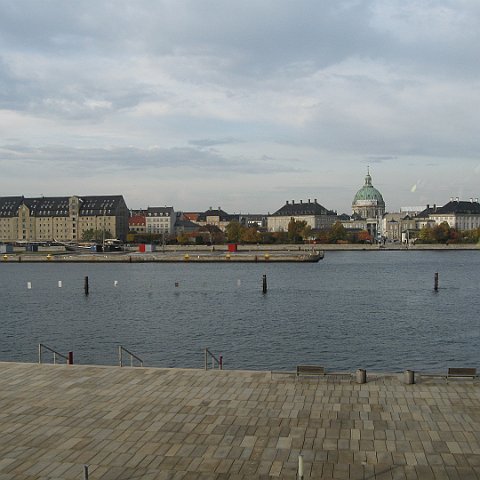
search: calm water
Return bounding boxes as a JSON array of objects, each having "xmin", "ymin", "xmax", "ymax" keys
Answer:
[{"xmin": 0, "ymin": 251, "xmax": 479, "ymax": 372}]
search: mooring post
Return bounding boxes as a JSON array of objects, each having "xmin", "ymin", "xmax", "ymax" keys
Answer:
[
  {"xmin": 219, "ymin": 355, "xmax": 223, "ymax": 370},
  {"xmin": 67, "ymin": 352, "xmax": 74, "ymax": 365},
  {"xmin": 84, "ymin": 276, "xmax": 89, "ymax": 296},
  {"xmin": 404, "ymin": 369, "xmax": 415, "ymax": 385},
  {"xmin": 434, "ymin": 272, "xmax": 439, "ymax": 291},
  {"xmin": 298, "ymin": 454, "xmax": 304, "ymax": 479},
  {"xmin": 356, "ymin": 368, "xmax": 367, "ymax": 384},
  {"xmin": 262, "ymin": 274, "xmax": 267, "ymax": 294},
  {"xmin": 204, "ymin": 348, "xmax": 208, "ymax": 370}
]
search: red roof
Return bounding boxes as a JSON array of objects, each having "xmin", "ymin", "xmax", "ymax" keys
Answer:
[
  {"xmin": 129, "ymin": 214, "xmax": 146, "ymax": 226},
  {"xmin": 183, "ymin": 212, "xmax": 199, "ymax": 221}
]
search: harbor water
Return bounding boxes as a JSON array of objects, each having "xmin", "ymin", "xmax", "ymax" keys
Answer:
[{"xmin": 0, "ymin": 250, "xmax": 479, "ymax": 372}]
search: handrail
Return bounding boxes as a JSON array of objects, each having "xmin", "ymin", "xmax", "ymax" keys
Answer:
[
  {"xmin": 204, "ymin": 347, "xmax": 223, "ymax": 370},
  {"xmin": 38, "ymin": 343, "xmax": 69, "ymax": 364},
  {"xmin": 118, "ymin": 345, "xmax": 143, "ymax": 367}
]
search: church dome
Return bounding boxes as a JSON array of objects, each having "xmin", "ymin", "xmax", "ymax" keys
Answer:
[{"xmin": 353, "ymin": 172, "xmax": 385, "ymax": 206}]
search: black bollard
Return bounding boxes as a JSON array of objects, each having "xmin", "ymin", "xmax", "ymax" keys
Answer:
[
  {"xmin": 434, "ymin": 272, "xmax": 439, "ymax": 291},
  {"xmin": 84, "ymin": 276, "xmax": 89, "ymax": 296},
  {"xmin": 262, "ymin": 274, "xmax": 267, "ymax": 294}
]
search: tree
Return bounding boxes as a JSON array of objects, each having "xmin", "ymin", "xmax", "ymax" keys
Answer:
[
  {"xmin": 315, "ymin": 230, "xmax": 329, "ymax": 244},
  {"xmin": 328, "ymin": 222, "xmax": 347, "ymax": 243},
  {"xmin": 287, "ymin": 218, "xmax": 307, "ymax": 243},
  {"xmin": 433, "ymin": 222, "xmax": 450, "ymax": 243},
  {"xmin": 225, "ymin": 221, "xmax": 245, "ymax": 243},
  {"xmin": 81, "ymin": 229, "xmax": 95, "ymax": 241},
  {"xmin": 300, "ymin": 224, "xmax": 313, "ymax": 241},
  {"xmin": 241, "ymin": 227, "xmax": 262, "ymax": 244},
  {"xmin": 356, "ymin": 230, "xmax": 372, "ymax": 243},
  {"xmin": 418, "ymin": 225, "xmax": 434, "ymax": 243},
  {"xmin": 176, "ymin": 233, "xmax": 190, "ymax": 245}
]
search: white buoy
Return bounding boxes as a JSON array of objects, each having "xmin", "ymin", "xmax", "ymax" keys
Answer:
[
  {"xmin": 114, "ymin": 280, "xmax": 118, "ymax": 287},
  {"xmin": 27, "ymin": 282, "xmax": 32, "ymax": 289},
  {"xmin": 58, "ymin": 281, "xmax": 62, "ymax": 288}
]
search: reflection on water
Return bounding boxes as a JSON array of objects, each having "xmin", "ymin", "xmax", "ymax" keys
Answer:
[{"xmin": 0, "ymin": 251, "xmax": 479, "ymax": 371}]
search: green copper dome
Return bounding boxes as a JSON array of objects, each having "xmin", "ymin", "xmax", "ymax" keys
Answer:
[{"xmin": 353, "ymin": 172, "xmax": 385, "ymax": 205}]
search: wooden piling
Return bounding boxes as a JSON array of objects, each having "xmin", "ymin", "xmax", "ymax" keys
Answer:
[
  {"xmin": 84, "ymin": 276, "xmax": 89, "ymax": 296},
  {"xmin": 262, "ymin": 274, "xmax": 267, "ymax": 294},
  {"xmin": 434, "ymin": 272, "xmax": 439, "ymax": 291}
]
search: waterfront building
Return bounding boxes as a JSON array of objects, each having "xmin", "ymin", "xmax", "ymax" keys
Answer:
[
  {"xmin": 338, "ymin": 213, "xmax": 368, "ymax": 232},
  {"xmin": 174, "ymin": 218, "xmax": 200, "ymax": 235},
  {"xmin": 195, "ymin": 207, "xmax": 235, "ymax": 232},
  {"xmin": 239, "ymin": 213, "xmax": 267, "ymax": 230},
  {"xmin": 382, "ymin": 213, "xmax": 418, "ymax": 243},
  {"xmin": 145, "ymin": 206, "xmax": 175, "ymax": 235},
  {"xmin": 351, "ymin": 170, "xmax": 386, "ymax": 239},
  {"xmin": 425, "ymin": 198, "xmax": 480, "ymax": 230},
  {"xmin": 128, "ymin": 214, "xmax": 146, "ymax": 234},
  {"xmin": 267, "ymin": 199, "xmax": 337, "ymax": 232},
  {"xmin": 0, "ymin": 195, "xmax": 129, "ymax": 242}
]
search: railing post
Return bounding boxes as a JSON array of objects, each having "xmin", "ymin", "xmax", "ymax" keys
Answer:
[
  {"xmin": 205, "ymin": 348, "xmax": 208, "ymax": 370},
  {"xmin": 130, "ymin": 354, "xmax": 133, "ymax": 367},
  {"xmin": 38, "ymin": 344, "xmax": 42, "ymax": 364},
  {"xmin": 119, "ymin": 346, "xmax": 122, "ymax": 367},
  {"xmin": 83, "ymin": 464, "xmax": 89, "ymax": 480},
  {"xmin": 219, "ymin": 355, "xmax": 223, "ymax": 370},
  {"xmin": 53, "ymin": 352, "xmax": 57, "ymax": 365}
]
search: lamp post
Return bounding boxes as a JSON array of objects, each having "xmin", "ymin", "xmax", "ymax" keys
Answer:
[{"xmin": 102, "ymin": 209, "xmax": 106, "ymax": 251}]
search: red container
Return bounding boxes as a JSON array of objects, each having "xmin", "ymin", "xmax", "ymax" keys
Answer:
[
  {"xmin": 139, "ymin": 244, "xmax": 146, "ymax": 252},
  {"xmin": 227, "ymin": 243, "xmax": 237, "ymax": 252}
]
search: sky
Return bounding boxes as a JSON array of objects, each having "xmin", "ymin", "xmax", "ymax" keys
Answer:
[{"xmin": 1, "ymin": 0, "xmax": 480, "ymax": 214}]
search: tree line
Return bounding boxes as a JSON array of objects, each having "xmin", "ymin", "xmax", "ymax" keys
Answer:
[{"xmin": 122, "ymin": 218, "xmax": 480, "ymax": 245}]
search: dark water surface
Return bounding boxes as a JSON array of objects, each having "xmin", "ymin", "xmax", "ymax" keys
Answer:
[{"xmin": 0, "ymin": 251, "xmax": 479, "ymax": 372}]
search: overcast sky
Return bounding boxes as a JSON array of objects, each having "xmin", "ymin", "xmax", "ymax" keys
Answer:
[{"xmin": 1, "ymin": 1, "xmax": 479, "ymax": 213}]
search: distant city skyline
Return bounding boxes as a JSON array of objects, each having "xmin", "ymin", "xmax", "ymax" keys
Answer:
[{"xmin": 1, "ymin": 1, "xmax": 479, "ymax": 213}]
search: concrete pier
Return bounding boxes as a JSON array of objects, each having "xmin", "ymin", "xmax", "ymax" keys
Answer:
[
  {"xmin": 1, "ymin": 251, "xmax": 324, "ymax": 263},
  {"xmin": 0, "ymin": 362, "xmax": 479, "ymax": 479}
]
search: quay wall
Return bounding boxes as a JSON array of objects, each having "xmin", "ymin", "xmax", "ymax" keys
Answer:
[{"xmin": 128, "ymin": 243, "xmax": 480, "ymax": 252}]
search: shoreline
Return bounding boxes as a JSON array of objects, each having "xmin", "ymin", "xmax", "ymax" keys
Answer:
[
  {"xmin": 1, "ymin": 251, "xmax": 325, "ymax": 263},
  {"xmin": 1, "ymin": 243, "xmax": 479, "ymax": 263}
]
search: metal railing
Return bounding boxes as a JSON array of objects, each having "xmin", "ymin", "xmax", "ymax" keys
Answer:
[
  {"xmin": 118, "ymin": 345, "xmax": 143, "ymax": 367},
  {"xmin": 38, "ymin": 343, "xmax": 72, "ymax": 364},
  {"xmin": 204, "ymin": 347, "xmax": 223, "ymax": 370}
]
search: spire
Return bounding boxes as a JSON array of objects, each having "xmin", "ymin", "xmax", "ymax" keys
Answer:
[{"xmin": 365, "ymin": 167, "xmax": 372, "ymax": 186}]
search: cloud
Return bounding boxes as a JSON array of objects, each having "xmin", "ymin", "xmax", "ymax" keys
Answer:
[
  {"xmin": 0, "ymin": 1, "xmax": 480, "ymax": 212},
  {"xmin": 365, "ymin": 155, "xmax": 398, "ymax": 163},
  {"xmin": 0, "ymin": 143, "xmax": 299, "ymax": 176},
  {"xmin": 188, "ymin": 137, "xmax": 242, "ymax": 147}
]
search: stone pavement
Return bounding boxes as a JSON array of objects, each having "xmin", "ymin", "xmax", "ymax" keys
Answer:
[{"xmin": 0, "ymin": 363, "xmax": 479, "ymax": 479}]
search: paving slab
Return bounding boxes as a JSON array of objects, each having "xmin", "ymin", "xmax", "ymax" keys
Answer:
[{"xmin": 0, "ymin": 363, "xmax": 479, "ymax": 479}]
